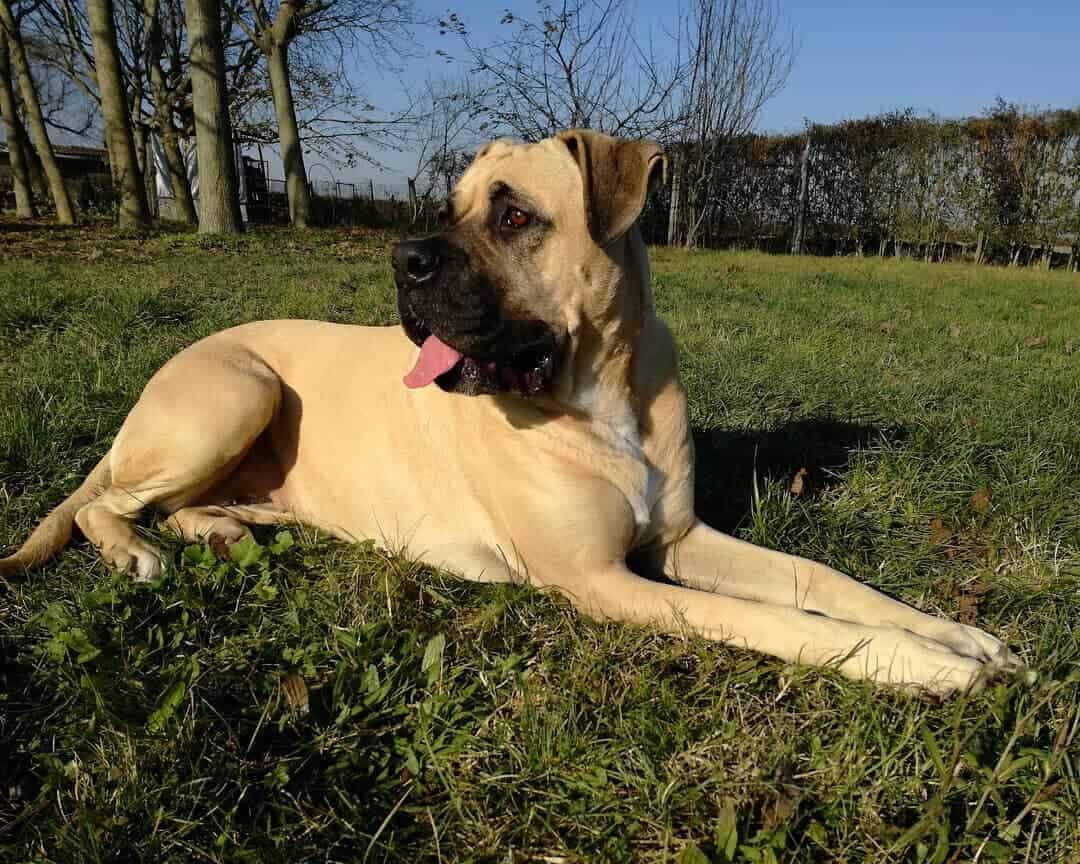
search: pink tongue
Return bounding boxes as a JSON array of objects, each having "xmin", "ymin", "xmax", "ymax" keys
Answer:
[{"xmin": 403, "ymin": 335, "xmax": 463, "ymax": 388}]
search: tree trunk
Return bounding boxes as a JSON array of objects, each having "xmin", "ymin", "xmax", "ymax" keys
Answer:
[
  {"xmin": 0, "ymin": 34, "xmax": 34, "ymax": 216},
  {"xmin": 158, "ymin": 115, "xmax": 196, "ymax": 223},
  {"xmin": 144, "ymin": 0, "xmax": 194, "ymax": 224},
  {"xmin": 974, "ymin": 231, "xmax": 985, "ymax": 265},
  {"xmin": 185, "ymin": 0, "xmax": 242, "ymax": 233},
  {"xmin": 14, "ymin": 109, "xmax": 45, "ymax": 198},
  {"xmin": 407, "ymin": 176, "xmax": 418, "ymax": 222},
  {"xmin": 86, "ymin": 0, "xmax": 148, "ymax": 227},
  {"xmin": 667, "ymin": 151, "xmax": 682, "ymax": 247},
  {"xmin": 0, "ymin": 5, "xmax": 76, "ymax": 224},
  {"xmin": 266, "ymin": 42, "xmax": 310, "ymax": 228},
  {"xmin": 684, "ymin": 205, "xmax": 704, "ymax": 250},
  {"xmin": 143, "ymin": 134, "xmax": 158, "ymax": 219},
  {"xmin": 791, "ymin": 134, "xmax": 811, "ymax": 255}
]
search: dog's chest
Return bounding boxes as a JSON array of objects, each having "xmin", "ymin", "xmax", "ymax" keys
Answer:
[{"xmin": 600, "ymin": 416, "xmax": 661, "ymax": 540}]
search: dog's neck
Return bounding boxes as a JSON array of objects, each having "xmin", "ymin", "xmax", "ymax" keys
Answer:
[{"xmin": 564, "ymin": 229, "xmax": 653, "ymax": 438}]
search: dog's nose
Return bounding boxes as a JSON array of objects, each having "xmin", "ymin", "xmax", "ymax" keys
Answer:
[{"xmin": 392, "ymin": 239, "xmax": 441, "ymax": 282}]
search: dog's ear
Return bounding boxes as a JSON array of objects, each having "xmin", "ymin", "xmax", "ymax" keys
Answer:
[{"xmin": 557, "ymin": 129, "xmax": 667, "ymax": 245}]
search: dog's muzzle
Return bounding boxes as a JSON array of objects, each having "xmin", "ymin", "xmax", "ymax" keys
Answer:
[{"xmin": 391, "ymin": 237, "xmax": 562, "ymax": 397}]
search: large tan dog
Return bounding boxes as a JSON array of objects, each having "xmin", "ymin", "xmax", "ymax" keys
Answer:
[{"xmin": 2, "ymin": 130, "xmax": 1024, "ymax": 694}]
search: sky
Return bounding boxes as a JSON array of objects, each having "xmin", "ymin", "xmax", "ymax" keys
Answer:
[
  {"xmin": 4, "ymin": 0, "xmax": 1077, "ymax": 192},
  {"xmin": 355, "ymin": 0, "xmax": 1080, "ymax": 185}
]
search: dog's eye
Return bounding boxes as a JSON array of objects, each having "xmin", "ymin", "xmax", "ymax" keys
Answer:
[{"xmin": 502, "ymin": 207, "xmax": 531, "ymax": 230}]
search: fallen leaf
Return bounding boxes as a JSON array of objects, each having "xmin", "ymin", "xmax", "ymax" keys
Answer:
[
  {"xmin": 879, "ymin": 321, "xmax": 898, "ymax": 335},
  {"xmin": 970, "ymin": 486, "xmax": 992, "ymax": 514},
  {"xmin": 282, "ymin": 672, "xmax": 309, "ymax": 715},
  {"xmin": 963, "ymin": 415, "xmax": 980, "ymax": 429},
  {"xmin": 957, "ymin": 593, "xmax": 979, "ymax": 625},
  {"xmin": 763, "ymin": 760, "xmax": 799, "ymax": 829},
  {"xmin": 790, "ymin": 468, "xmax": 809, "ymax": 496},
  {"xmin": 1026, "ymin": 335, "xmax": 1048, "ymax": 349},
  {"xmin": 949, "ymin": 323, "xmax": 962, "ymax": 339},
  {"xmin": 929, "ymin": 518, "xmax": 952, "ymax": 546}
]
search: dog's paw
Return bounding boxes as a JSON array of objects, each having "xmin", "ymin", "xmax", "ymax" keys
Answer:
[
  {"xmin": 924, "ymin": 620, "xmax": 1024, "ymax": 669},
  {"xmin": 103, "ymin": 540, "xmax": 164, "ymax": 582}
]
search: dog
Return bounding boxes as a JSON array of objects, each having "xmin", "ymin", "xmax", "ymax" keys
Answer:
[{"xmin": 1, "ymin": 130, "xmax": 1024, "ymax": 694}]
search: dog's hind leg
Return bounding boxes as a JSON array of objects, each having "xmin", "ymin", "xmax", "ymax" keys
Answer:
[
  {"xmin": 74, "ymin": 346, "xmax": 282, "ymax": 580},
  {"xmin": 164, "ymin": 503, "xmax": 293, "ymax": 554}
]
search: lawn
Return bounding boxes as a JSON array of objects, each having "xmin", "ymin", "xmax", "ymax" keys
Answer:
[{"xmin": 1, "ymin": 223, "xmax": 1077, "ymax": 863}]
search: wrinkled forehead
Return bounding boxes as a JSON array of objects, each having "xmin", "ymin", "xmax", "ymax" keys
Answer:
[{"xmin": 450, "ymin": 138, "xmax": 581, "ymax": 220}]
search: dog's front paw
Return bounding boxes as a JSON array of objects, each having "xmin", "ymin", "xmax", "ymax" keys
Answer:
[{"xmin": 924, "ymin": 621, "xmax": 1032, "ymax": 684}]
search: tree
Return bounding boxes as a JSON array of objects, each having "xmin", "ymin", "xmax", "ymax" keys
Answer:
[
  {"xmin": 0, "ymin": 0, "xmax": 76, "ymax": 222},
  {"xmin": 449, "ymin": 0, "xmax": 683, "ymax": 142},
  {"xmin": 185, "ymin": 0, "xmax": 242, "ymax": 233},
  {"xmin": 668, "ymin": 0, "xmax": 794, "ymax": 248},
  {"xmin": 406, "ymin": 76, "xmax": 481, "ymax": 221},
  {"xmin": 142, "ymin": 0, "xmax": 195, "ymax": 222},
  {"xmin": 0, "ymin": 33, "xmax": 35, "ymax": 216},
  {"xmin": 234, "ymin": 0, "xmax": 416, "ymax": 228},
  {"xmin": 86, "ymin": 0, "xmax": 148, "ymax": 226}
]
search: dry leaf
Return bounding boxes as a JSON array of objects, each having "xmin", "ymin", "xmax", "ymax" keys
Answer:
[
  {"xmin": 282, "ymin": 672, "xmax": 310, "ymax": 715},
  {"xmin": 957, "ymin": 593, "xmax": 979, "ymax": 625},
  {"xmin": 790, "ymin": 467, "xmax": 809, "ymax": 497},
  {"xmin": 929, "ymin": 518, "xmax": 952, "ymax": 546},
  {"xmin": 948, "ymin": 323, "xmax": 962, "ymax": 339},
  {"xmin": 963, "ymin": 415, "xmax": 980, "ymax": 429},
  {"xmin": 879, "ymin": 321, "xmax": 898, "ymax": 335},
  {"xmin": 970, "ymin": 486, "xmax": 992, "ymax": 514},
  {"xmin": 1026, "ymin": 335, "xmax": 1048, "ymax": 349},
  {"xmin": 763, "ymin": 760, "xmax": 799, "ymax": 829}
]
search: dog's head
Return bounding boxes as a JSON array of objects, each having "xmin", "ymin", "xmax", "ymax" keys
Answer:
[{"xmin": 393, "ymin": 129, "xmax": 666, "ymax": 403}]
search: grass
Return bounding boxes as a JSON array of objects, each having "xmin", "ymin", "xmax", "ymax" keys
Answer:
[{"xmin": 0, "ymin": 222, "xmax": 1077, "ymax": 863}]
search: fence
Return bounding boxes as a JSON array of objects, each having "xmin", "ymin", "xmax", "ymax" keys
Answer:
[{"xmin": 644, "ymin": 106, "xmax": 1080, "ymax": 270}]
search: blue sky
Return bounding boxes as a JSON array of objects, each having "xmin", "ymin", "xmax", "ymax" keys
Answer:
[
  {"xmin": 5, "ymin": 0, "xmax": 1076, "ymax": 190},
  {"xmin": 356, "ymin": 0, "xmax": 1079, "ymax": 183},
  {"xmin": 757, "ymin": 0, "xmax": 1080, "ymax": 132}
]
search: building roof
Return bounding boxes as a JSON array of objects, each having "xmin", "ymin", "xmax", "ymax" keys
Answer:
[{"xmin": 0, "ymin": 141, "xmax": 108, "ymax": 160}]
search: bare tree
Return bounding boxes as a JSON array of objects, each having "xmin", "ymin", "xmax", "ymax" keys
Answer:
[
  {"xmin": 668, "ymin": 0, "xmax": 794, "ymax": 248},
  {"xmin": 142, "ymin": 0, "xmax": 194, "ymax": 222},
  {"xmin": 0, "ymin": 33, "xmax": 36, "ymax": 215},
  {"xmin": 186, "ymin": 0, "xmax": 242, "ymax": 233},
  {"xmin": 86, "ymin": 0, "xmax": 148, "ymax": 225},
  {"xmin": 406, "ymin": 76, "xmax": 481, "ymax": 221},
  {"xmin": 233, "ymin": 0, "xmax": 416, "ymax": 228},
  {"xmin": 0, "ymin": 0, "xmax": 76, "ymax": 222},
  {"xmin": 449, "ymin": 0, "xmax": 683, "ymax": 142}
]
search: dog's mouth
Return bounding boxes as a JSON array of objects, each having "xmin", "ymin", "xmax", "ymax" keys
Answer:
[{"xmin": 400, "ymin": 304, "xmax": 559, "ymax": 397}]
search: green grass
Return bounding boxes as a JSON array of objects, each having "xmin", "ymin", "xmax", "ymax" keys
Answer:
[{"xmin": 1, "ymin": 224, "xmax": 1077, "ymax": 863}]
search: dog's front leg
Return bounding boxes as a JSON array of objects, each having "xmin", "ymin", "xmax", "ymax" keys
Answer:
[
  {"xmin": 659, "ymin": 520, "xmax": 1023, "ymax": 671},
  {"xmin": 558, "ymin": 562, "xmax": 993, "ymax": 694}
]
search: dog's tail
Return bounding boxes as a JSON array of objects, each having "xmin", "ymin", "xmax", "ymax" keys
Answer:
[{"xmin": 0, "ymin": 453, "xmax": 112, "ymax": 582}]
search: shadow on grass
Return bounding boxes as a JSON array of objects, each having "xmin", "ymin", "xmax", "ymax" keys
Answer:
[{"xmin": 692, "ymin": 416, "xmax": 904, "ymax": 533}]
